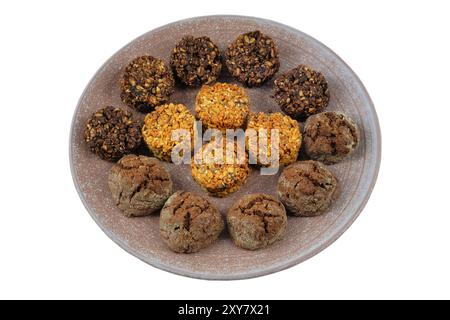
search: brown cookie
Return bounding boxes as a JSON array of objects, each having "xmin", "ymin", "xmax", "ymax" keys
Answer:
[
  {"xmin": 84, "ymin": 106, "xmax": 142, "ymax": 161},
  {"xmin": 120, "ymin": 56, "xmax": 174, "ymax": 112},
  {"xmin": 108, "ymin": 155, "xmax": 172, "ymax": 217},
  {"xmin": 227, "ymin": 194, "xmax": 287, "ymax": 250},
  {"xmin": 170, "ymin": 35, "xmax": 222, "ymax": 87},
  {"xmin": 160, "ymin": 191, "xmax": 224, "ymax": 253},
  {"xmin": 277, "ymin": 160, "xmax": 338, "ymax": 216},
  {"xmin": 225, "ymin": 31, "xmax": 279, "ymax": 87},
  {"xmin": 303, "ymin": 112, "xmax": 359, "ymax": 164},
  {"xmin": 274, "ymin": 65, "xmax": 329, "ymax": 121}
]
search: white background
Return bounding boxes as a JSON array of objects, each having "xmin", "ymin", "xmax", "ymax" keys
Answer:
[{"xmin": 0, "ymin": 0, "xmax": 449, "ymax": 300}]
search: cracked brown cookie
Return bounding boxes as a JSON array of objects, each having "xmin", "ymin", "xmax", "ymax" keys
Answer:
[
  {"xmin": 303, "ymin": 112, "xmax": 359, "ymax": 164},
  {"xmin": 108, "ymin": 154, "xmax": 173, "ymax": 217},
  {"xmin": 120, "ymin": 56, "xmax": 174, "ymax": 112},
  {"xmin": 170, "ymin": 35, "xmax": 222, "ymax": 87},
  {"xmin": 84, "ymin": 106, "xmax": 142, "ymax": 161},
  {"xmin": 277, "ymin": 160, "xmax": 338, "ymax": 217},
  {"xmin": 160, "ymin": 191, "xmax": 224, "ymax": 253},
  {"xmin": 225, "ymin": 31, "xmax": 279, "ymax": 87},
  {"xmin": 227, "ymin": 194, "xmax": 287, "ymax": 250},
  {"xmin": 274, "ymin": 65, "xmax": 330, "ymax": 121}
]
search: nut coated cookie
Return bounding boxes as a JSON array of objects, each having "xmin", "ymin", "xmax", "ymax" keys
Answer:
[
  {"xmin": 191, "ymin": 141, "xmax": 251, "ymax": 197},
  {"xmin": 274, "ymin": 65, "xmax": 329, "ymax": 121},
  {"xmin": 195, "ymin": 82, "xmax": 250, "ymax": 131},
  {"xmin": 121, "ymin": 55, "xmax": 174, "ymax": 112},
  {"xmin": 246, "ymin": 112, "xmax": 301, "ymax": 167},
  {"xmin": 170, "ymin": 35, "xmax": 222, "ymax": 87},
  {"xmin": 225, "ymin": 30, "xmax": 279, "ymax": 87},
  {"xmin": 84, "ymin": 106, "xmax": 142, "ymax": 161},
  {"xmin": 142, "ymin": 103, "xmax": 195, "ymax": 162}
]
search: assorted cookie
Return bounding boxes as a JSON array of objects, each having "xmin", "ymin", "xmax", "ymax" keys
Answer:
[
  {"xmin": 84, "ymin": 106, "xmax": 142, "ymax": 161},
  {"xmin": 273, "ymin": 64, "xmax": 330, "ymax": 121},
  {"xmin": 246, "ymin": 112, "xmax": 301, "ymax": 167},
  {"xmin": 170, "ymin": 36, "xmax": 222, "ymax": 87},
  {"xmin": 195, "ymin": 82, "xmax": 250, "ymax": 131},
  {"xmin": 160, "ymin": 191, "xmax": 224, "ymax": 253},
  {"xmin": 227, "ymin": 194, "xmax": 287, "ymax": 250},
  {"xmin": 277, "ymin": 160, "xmax": 338, "ymax": 217},
  {"xmin": 82, "ymin": 30, "xmax": 361, "ymax": 253},
  {"xmin": 108, "ymin": 155, "xmax": 172, "ymax": 217},
  {"xmin": 120, "ymin": 55, "xmax": 174, "ymax": 112},
  {"xmin": 191, "ymin": 141, "xmax": 251, "ymax": 197},
  {"xmin": 303, "ymin": 111, "xmax": 359, "ymax": 164},
  {"xmin": 226, "ymin": 31, "xmax": 279, "ymax": 87},
  {"xmin": 142, "ymin": 103, "xmax": 195, "ymax": 161}
]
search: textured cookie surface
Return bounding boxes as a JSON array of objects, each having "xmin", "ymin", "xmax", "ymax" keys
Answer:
[
  {"xmin": 274, "ymin": 65, "xmax": 329, "ymax": 121},
  {"xmin": 225, "ymin": 30, "xmax": 279, "ymax": 87},
  {"xmin": 227, "ymin": 193, "xmax": 287, "ymax": 250},
  {"xmin": 108, "ymin": 155, "xmax": 172, "ymax": 217},
  {"xmin": 277, "ymin": 160, "xmax": 338, "ymax": 216},
  {"xmin": 191, "ymin": 141, "xmax": 251, "ymax": 197},
  {"xmin": 303, "ymin": 112, "xmax": 359, "ymax": 164},
  {"xmin": 160, "ymin": 191, "xmax": 224, "ymax": 253},
  {"xmin": 84, "ymin": 106, "xmax": 142, "ymax": 161},
  {"xmin": 246, "ymin": 112, "xmax": 301, "ymax": 167},
  {"xmin": 195, "ymin": 82, "xmax": 250, "ymax": 131},
  {"xmin": 120, "ymin": 55, "xmax": 174, "ymax": 112},
  {"xmin": 170, "ymin": 35, "xmax": 222, "ymax": 87},
  {"xmin": 142, "ymin": 103, "xmax": 195, "ymax": 162}
]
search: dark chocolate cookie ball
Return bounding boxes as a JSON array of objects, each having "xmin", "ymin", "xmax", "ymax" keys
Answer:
[
  {"xmin": 120, "ymin": 55, "xmax": 174, "ymax": 112},
  {"xmin": 160, "ymin": 191, "xmax": 224, "ymax": 253},
  {"xmin": 303, "ymin": 112, "xmax": 359, "ymax": 164},
  {"xmin": 225, "ymin": 30, "xmax": 279, "ymax": 87},
  {"xmin": 227, "ymin": 194, "xmax": 287, "ymax": 250},
  {"xmin": 170, "ymin": 35, "xmax": 222, "ymax": 87},
  {"xmin": 274, "ymin": 65, "xmax": 330, "ymax": 121},
  {"xmin": 277, "ymin": 161, "xmax": 338, "ymax": 217},
  {"xmin": 84, "ymin": 106, "xmax": 142, "ymax": 161},
  {"xmin": 108, "ymin": 155, "xmax": 173, "ymax": 217}
]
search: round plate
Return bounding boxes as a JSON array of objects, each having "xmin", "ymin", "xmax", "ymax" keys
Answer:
[{"xmin": 70, "ymin": 15, "xmax": 381, "ymax": 280}]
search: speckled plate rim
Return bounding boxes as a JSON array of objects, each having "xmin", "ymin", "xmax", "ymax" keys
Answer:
[{"xmin": 69, "ymin": 15, "xmax": 381, "ymax": 280}]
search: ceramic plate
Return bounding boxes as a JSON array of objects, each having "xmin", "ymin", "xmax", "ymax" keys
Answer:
[{"xmin": 70, "ymin": 15, "xmax": 381, "ymax": 280}]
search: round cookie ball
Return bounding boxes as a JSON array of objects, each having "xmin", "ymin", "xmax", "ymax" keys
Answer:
[
  {"xmin": 170, "ymin": 35, "xmax": 222, "ymax": 87},
  {"xmin": 277, "ymin": 160, "xmax": 338, "ymax": 217},
  {"xmin": 246, "ymin": 112, "xmax": 301, "ymax": 167},
  {"xmin": 303, "ymin": 112, "xmax": 359, "ymax": 164},
  {"xmin": 225, "ymin": 30, "xmax": 280, "ymax": 87},
  {"xmin": 142, "ymin": 103, "xmax": 195, "ymax": 162},
  {"xmin": 108, "ymin": 154, "xmax": 173, "ymax": 217},
  {"xmin": 120, "ymin": 55, "xmax": 174, "ymax": 112},
  {"xmin": 195, "ymin": 82, "xmax": 250, "ymax": 131},
  {"xmin": 160, "ymin": 191, "xmax": 224, "ymax": 253},
  {"xmin": 84, "ymin": 106, "xmax": 142, "ymax": 161},
  {"xmin": 227, "ymin": 194, "xmax": 287, "ymax": 250},
  {"xmin": 191, "ymin": 141, "xmax": 251, "ymax": 197},
  {"xmin": 274, "ymin": 65, "xmax": 330, "ymax": 121}
]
